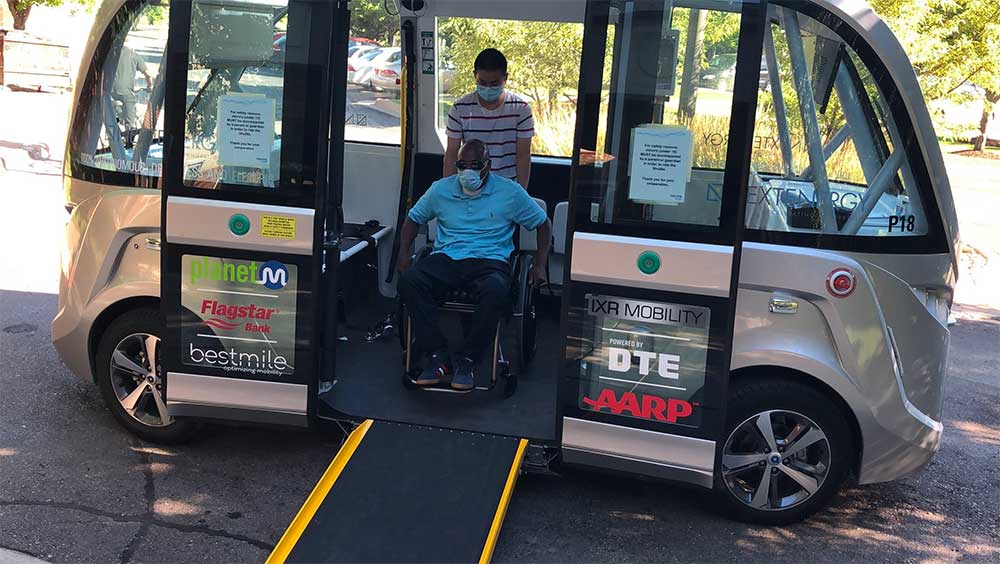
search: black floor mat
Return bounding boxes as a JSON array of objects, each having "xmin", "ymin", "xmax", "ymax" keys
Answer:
[{"xmin": 320, "ymin": 296, "xmax": 560, "ymax": 440}]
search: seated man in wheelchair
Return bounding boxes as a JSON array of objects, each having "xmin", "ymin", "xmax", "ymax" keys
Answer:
[{"xmin": 396, "ymin": 139, "xmax": 551, "ymax": 390}]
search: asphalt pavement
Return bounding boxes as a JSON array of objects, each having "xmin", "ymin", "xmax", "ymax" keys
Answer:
[{"xmin": 1, "ymin": 89, "xmax": 998, "ymax": 563}]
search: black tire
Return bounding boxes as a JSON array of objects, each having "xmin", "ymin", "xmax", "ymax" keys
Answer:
[
  {"xmin": 95, "ymin": 307, "xmax": 198, "ymax": 444},
  {"xmin": 714, "ymin": 377, "xmax": 854, "ymax": 525}
]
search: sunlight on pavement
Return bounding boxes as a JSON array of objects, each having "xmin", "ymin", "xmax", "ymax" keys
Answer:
[{"xmin": 0, "ymin": 91, "xmax": 72, "ymax": 295}]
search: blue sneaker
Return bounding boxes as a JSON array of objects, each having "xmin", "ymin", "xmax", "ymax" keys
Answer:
[
  {"xmin": 451, "ymin": 356, "xmax": 476, "ymax": 391},
  {"xmin": 414, "ymin": 352, "xmax": 450, "ymax": 386}
]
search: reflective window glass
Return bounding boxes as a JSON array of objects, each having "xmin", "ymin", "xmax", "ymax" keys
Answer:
[
  {"xmin": 747, "ymin": 8, "xmax": 928, "ymax": 237},
  {"xmin": 182, "ymin": 0, "xmax": 288, "ymax": 189},
  {"xmin": 69, "ymin": 0, "xmax": 169, "ymax": 182}
]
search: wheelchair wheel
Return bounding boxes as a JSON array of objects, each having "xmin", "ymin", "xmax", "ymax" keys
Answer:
[
  {"xmin": 514, "ymin": 254, "xmax": 538, "ymax": 368},
  {"xmin": 502, "ymin": 365, "xmax": 517, "ymax": 398}
]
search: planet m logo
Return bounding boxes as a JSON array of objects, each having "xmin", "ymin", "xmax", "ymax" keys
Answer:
[
  {"xmin": 188, "ymin": 256, "xmax": 289, "ymax": 291},
  {"xmin": 258, "ymin": 260, "xmax": 289, "ymax": 290}
]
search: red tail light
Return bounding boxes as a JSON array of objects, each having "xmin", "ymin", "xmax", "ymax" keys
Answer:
[
  {"xmin": 378, "ymin": 68, "xmax": 398, "ymax": 78},
  {"xmin": 347, "ymin": 63, "xmax": 356, "ymax": 72}
]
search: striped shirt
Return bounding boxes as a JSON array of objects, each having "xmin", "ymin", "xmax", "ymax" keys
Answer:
[{"xmin": 445, "ymin": 91, "xmax": 535, "ymax": 181}]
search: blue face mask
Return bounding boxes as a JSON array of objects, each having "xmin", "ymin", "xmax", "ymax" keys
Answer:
[
  {"xmin": 458, "ymin": 168, "xmax": 485, "ymax": 194},
  {"xmin": 477, "ymin": 84, "xmax": 504, "ymax": 102}
]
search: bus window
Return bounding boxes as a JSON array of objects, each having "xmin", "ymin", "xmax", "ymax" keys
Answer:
[
  {"xmin": 582, "ymin": 3, "xmax": 743, "ymax": 230},
  {"xmin": 747, "ymin": 8, "xmax": 929, "ymax": 238},
  {"xmin": 182, "ymin": 0, "xmax": 288, "ymax": 189},
  {"xmin": 344, "ymin": 0, "xmax": 401, "ymax": 145},
  {"xmin": 68, "ymin": 0, "xmax": 168, "ymax": 185},
  {"xmin": 435, "ymin": 16, "xmax": 585, "ymax": 157}
]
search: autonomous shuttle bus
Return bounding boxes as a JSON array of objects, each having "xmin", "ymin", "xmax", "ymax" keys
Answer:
[{"xmin": 55, "ymin": 0, "xmax": 959, "ymax": 538}]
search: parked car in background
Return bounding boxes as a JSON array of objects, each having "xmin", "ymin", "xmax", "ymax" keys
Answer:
[
  {"xmin": 349, "ymin": 37, "xmax": 378, "ymax": 48},
  {"xmin": 352, "ymin": 47, "xmax": 400, "ymax": 89},
  {"xmin": 348, "ymin": 47, "xmax": 384, "ymax": 85},
  {"xmin": 348, "ymin": 44, "xmax": 373, "ymax": 58},
  {"xmin": 370, "ymin": 50, "xmax": 403, "ymax": 94}
]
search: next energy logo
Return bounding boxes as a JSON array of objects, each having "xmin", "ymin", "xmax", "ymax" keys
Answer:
[{"xmin": 181, "ymin": 255, "xmax": 299, "ymax": 379}]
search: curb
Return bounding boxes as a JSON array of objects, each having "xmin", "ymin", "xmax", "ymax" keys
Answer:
[{"xmin": 0, "ymin": 548, "xmax": 49, "ymax": 564}]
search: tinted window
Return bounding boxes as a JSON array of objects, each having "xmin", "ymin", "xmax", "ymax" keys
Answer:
[
  {"xmin": 182, "ymin": 0, "xmax": 288, "ymax": 189},
  {"xmin": 747, "ymin": 8, "xmax": 929, "ymax": 239},
  {"xmin": 581, "ymin": 4, "xmax": 744, "ymax": 230},
  {"xmin": 69, "ymin": 0, "xmax": 169, "ymax": 184}
]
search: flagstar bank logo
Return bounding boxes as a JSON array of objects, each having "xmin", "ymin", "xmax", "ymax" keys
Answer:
[{"xmin": 189, "ymin": 257, "xmax": 289, "ymax": 290}]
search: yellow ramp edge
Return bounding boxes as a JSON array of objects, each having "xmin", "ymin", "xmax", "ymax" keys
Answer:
[
  {"xmin": 266, "ymin": 419, "xmax": 374, "ymax": 564},
  {"xmin": 479, "ymin": 438, "xmax": 529, "ymax": 564}
]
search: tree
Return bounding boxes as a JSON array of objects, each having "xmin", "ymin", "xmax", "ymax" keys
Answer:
[
  {"xmin": 350, "ymin": 0, "xmax": 399, "ymax": 46},
  {"xmin": 870, "ymin": 0, "xmax": 1000, "ymax": 151},
  {"xmin": 439, "ymin": 17, "xmax": 583, "ymax": 117},
  {"xmin": 5, "ymin": 0, "xmax": 92, "ymax": 31}
]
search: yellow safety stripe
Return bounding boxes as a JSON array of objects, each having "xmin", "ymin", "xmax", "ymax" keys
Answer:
[
  {"xmin": 479, "ymin": 438, "xmax": 529, "ymax": 564},
  {"xmin": 266, "ymin": 419, "xmax": 374, "ymax": 564}
]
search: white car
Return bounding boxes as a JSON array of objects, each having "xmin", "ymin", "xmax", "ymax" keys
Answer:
[
  {"xmin": 350, "ymin": 47, "xmax": 400, "ymax": 89},
  {"xmin": 346, "ymin": 46, "xmax": 381, "ymax": 84}
]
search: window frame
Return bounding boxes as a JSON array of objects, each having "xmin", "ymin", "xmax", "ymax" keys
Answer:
[{"xmin": 744, "ymin": 1, "xmax": 949, "ymax": 255}]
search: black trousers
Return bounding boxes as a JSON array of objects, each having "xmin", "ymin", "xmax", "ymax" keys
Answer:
[{"xmin": 398, "ymin": 253, "xmax": 511, "ymax": 363}]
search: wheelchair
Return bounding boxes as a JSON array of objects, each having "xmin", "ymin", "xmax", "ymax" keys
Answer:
[{"xmin": 399, "ymin": 245, "xmax": 539, "ymax": 398}]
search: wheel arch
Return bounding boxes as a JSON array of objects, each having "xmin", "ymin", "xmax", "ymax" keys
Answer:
[
  {"xmin": 88, "ymin": 296, "xmax": 161, "ymax": 382},
  {"xmin": 728, "ymin": 365, "xmax": 863, "ymax": 480}
]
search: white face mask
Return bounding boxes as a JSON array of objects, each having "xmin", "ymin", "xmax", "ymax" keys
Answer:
[{"xmin": 458, "ymin": 168, "xmax": 485, "ymax": 195}]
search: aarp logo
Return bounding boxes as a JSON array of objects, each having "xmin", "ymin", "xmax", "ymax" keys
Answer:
[{"xmin": 258, "ymin": 260, "xmax": 289, "ymax": 290}]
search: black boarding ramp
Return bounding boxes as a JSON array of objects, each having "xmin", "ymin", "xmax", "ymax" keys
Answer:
[{"xmin": 267, "ymin": 420, "xmax": 527, "ymax": 564}]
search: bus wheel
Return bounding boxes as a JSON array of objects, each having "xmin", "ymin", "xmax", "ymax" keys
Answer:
[
  {"xmin": 95, "ymin": 307, "xmax": 197, "ymax": 444},
  {"xmin": 714, "ymin": 378, "xmax": 853, "ymax": 525}
]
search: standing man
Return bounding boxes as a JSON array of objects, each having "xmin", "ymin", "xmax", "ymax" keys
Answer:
[
  {"xmin": 111, "ymin": 45, "xmax": 153, "ymax": 137},
  {"xmin": 443, "ymin": 48, "xmax": 534, "ymax": 188},
  {"xmin": 399, "ymin": 140, "xmax": 551, "ymax": 390}
]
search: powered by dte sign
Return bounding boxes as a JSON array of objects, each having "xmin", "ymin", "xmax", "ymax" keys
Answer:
[{"xmin": 588, "ymin": 295, "xmax": 708, "ymax": 329}]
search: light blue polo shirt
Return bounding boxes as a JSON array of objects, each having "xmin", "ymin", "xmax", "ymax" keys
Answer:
[{"xmin": 408, "ymin": 173, "xmax": 547, "ymax": 262}]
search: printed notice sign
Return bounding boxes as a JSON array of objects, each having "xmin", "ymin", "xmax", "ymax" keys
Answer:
[
  {"xmin": 181, "ymin": 255, "xmax": 297, "ymax": 379},
  {"xmin": 261, "ymin": 215, "xmax": 296, "ymax": 240},
  {"xmin": 579, "ymin": 294, "xmax": 710, "ymax": 428},
  {"xmin": 628, "ymin": 125, "xmax": 693, "ymax": 205},
  {"xmin": 217, "ymin": 95, "xmax": 275, "ymax": 168}
]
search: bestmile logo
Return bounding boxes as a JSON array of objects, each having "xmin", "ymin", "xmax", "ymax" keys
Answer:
[{"xmin": 190, "ymin": 257, "xmax": 289, "ymax": 290}]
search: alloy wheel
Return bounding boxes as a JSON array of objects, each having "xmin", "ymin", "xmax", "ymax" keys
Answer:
[
  {"xmin": 108, "ymin": 332, "xmax": 173, "ymax": 427},
  {"xmin": 722, "ymin": 410, "xmax": 830, "ymax": 511}
]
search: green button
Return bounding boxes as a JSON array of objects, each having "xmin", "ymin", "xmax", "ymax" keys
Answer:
[
  {"xmin": 229, "ymin": 213, "xmax": 251, "ymax": 236},
  {"xmin": 637, "ymin": 251, "xmax": 661, "ymax": 275}
]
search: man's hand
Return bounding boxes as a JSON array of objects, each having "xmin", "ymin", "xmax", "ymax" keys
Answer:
[
  {"xmin": 529, "ymin": 261, "xmax": 546, "ymax": 286},
  {"xmin": 396, "ymin": 253, "xmax": 412, "ymax": 273}
]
